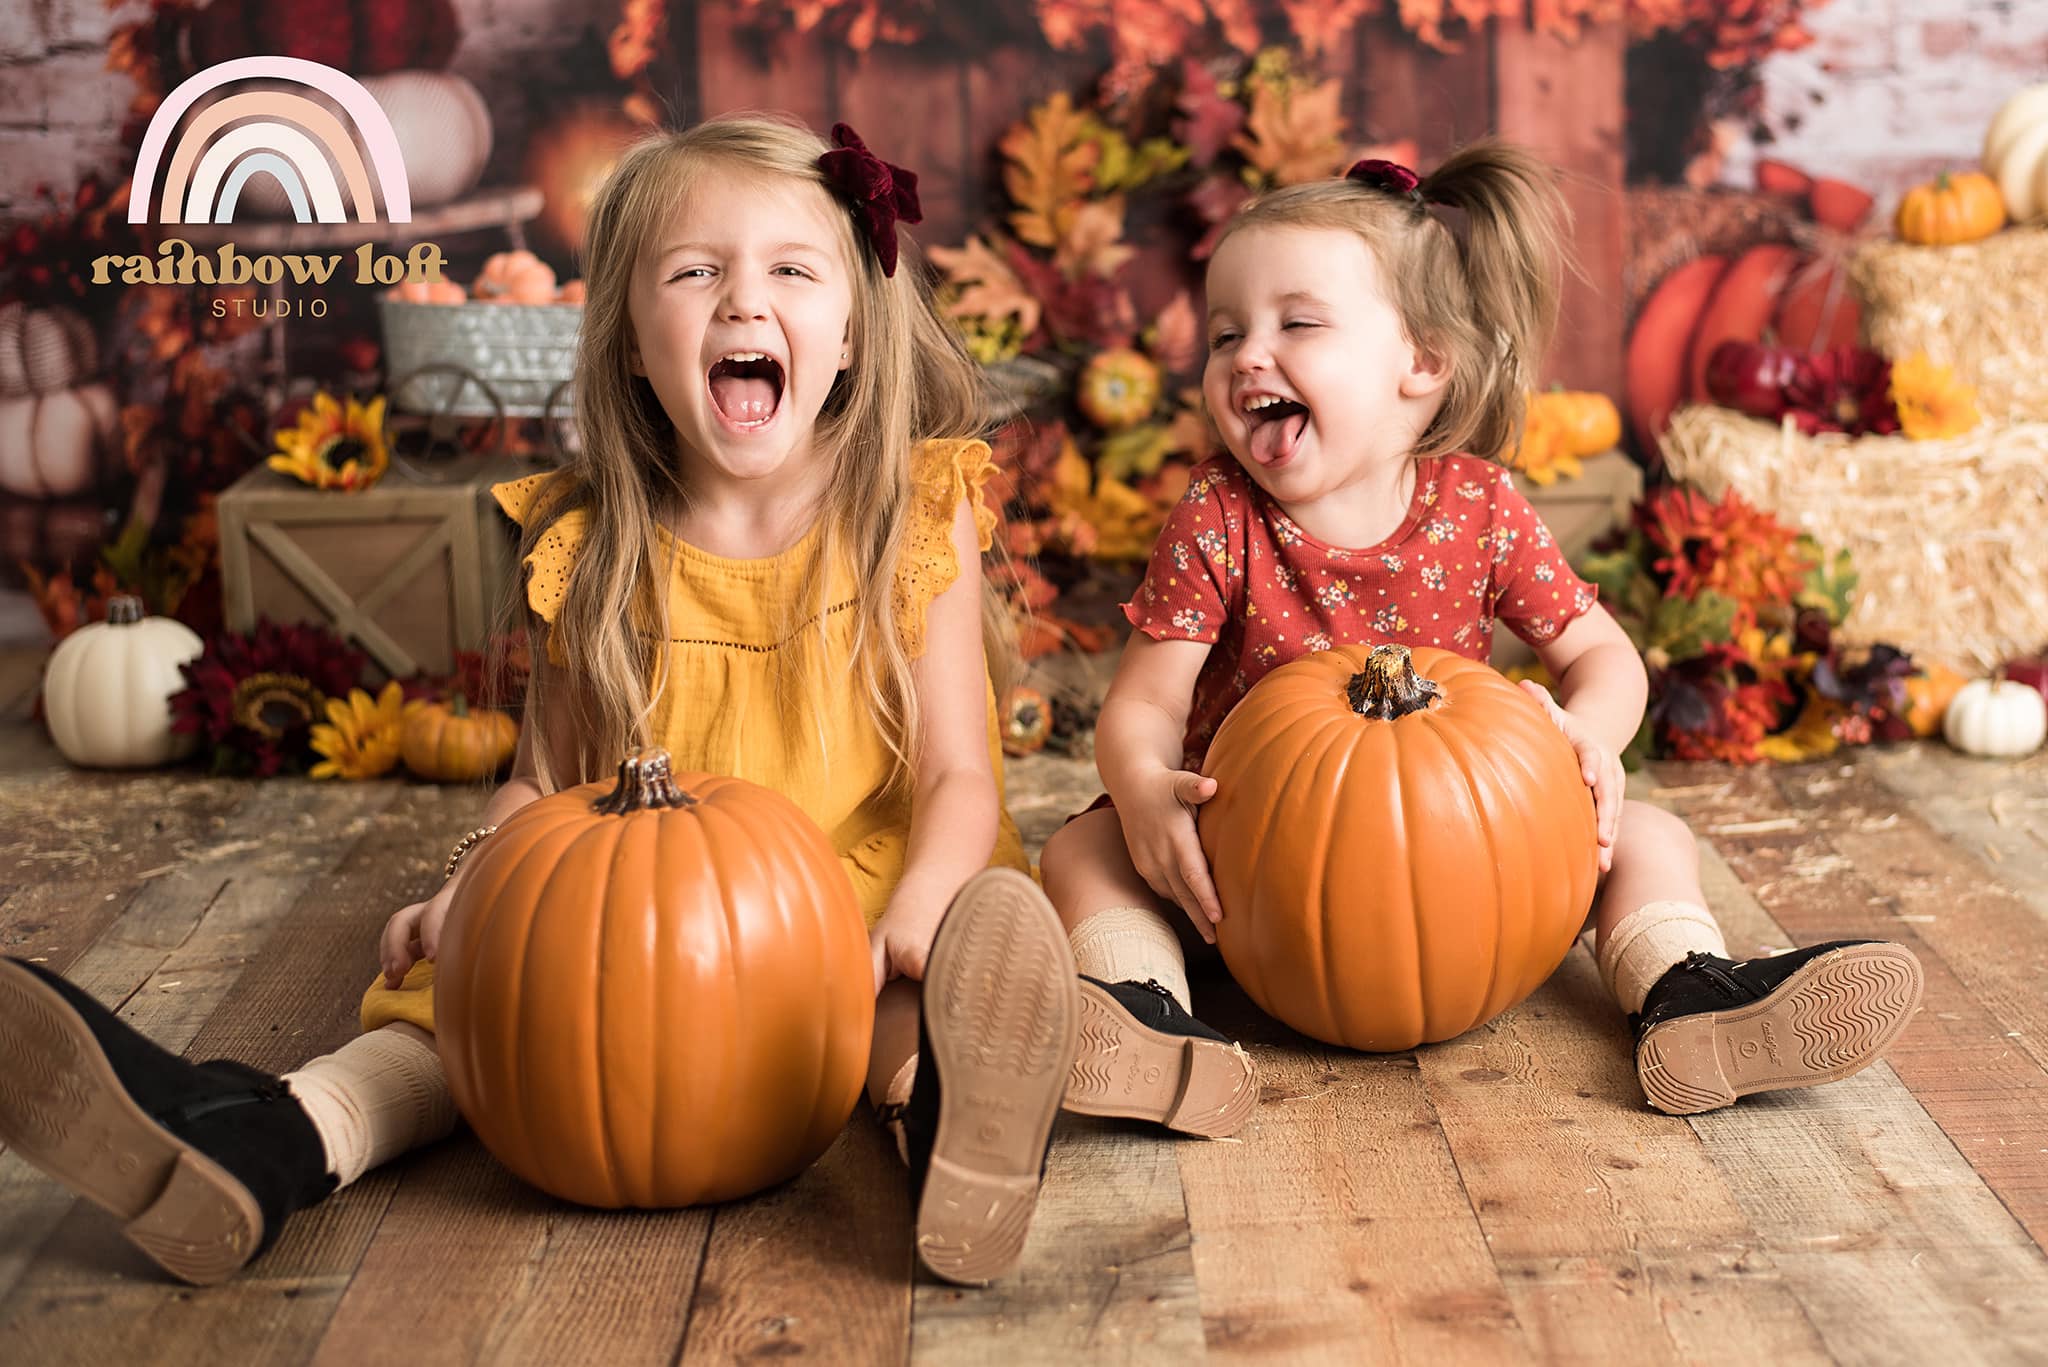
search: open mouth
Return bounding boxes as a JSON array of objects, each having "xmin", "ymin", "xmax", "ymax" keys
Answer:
[
  {"xmin": 707, "ymin": 351, "xmax": 785, "ymax": 429},
  {"xmin": 1242, "ymin": 394, "xmax": 1309, "ymax": 466}
]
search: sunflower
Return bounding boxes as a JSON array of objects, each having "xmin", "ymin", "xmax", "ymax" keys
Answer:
[
  {"xmin": 170, "ymin": 619, "xmax": 367, "ymax": 775},
  {"xmin": 310, "ymin": 681, "xmax": 412, "ymax": 780},
  {"xmin": 267, "ymin": 392, "xmax": 390, "ymax": 490},
  {"xmin": 1889, "ymin": 352, "xmax": 1980, "ymax": 441}
]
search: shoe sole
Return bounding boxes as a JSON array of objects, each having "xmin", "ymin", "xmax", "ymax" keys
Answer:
[
  {"xmin": 915, "ymin": 868, "xmax": 1080, "ymax": 1287},
  {"xmin": 1637, "ymin": 942, "xmax": 1924, "ymax": 1116},
  {"xmin": 0, "ymin": 960, "xmax": 264, "ymax": 1284},
  {"xmin": 1064, "ymin": 980, "xmax": 1258, "ymax": 1138}
]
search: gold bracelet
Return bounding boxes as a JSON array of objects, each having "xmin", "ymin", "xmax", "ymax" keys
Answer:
[{"xmin": 444, "ymin": 824, "xmax": 499, "ymax": 880}]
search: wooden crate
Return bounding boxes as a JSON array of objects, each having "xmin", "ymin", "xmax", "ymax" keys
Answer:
[{"xmin": 217, "ymin": 454, "xmax": 546, "ymax": 679}]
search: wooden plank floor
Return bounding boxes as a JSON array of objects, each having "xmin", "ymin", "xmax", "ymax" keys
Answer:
[{"xmin": 3, "ymin": 647, "xmax": 2047, "ymax": 1365}]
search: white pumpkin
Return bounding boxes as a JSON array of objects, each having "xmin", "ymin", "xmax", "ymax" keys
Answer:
[
  {"xmin": 0, "ymin": 302, "xmax": 99, "ymax": 397},
  {"xmin": 1943, "ymin": 675, "xmax": 2047, "ymax": 758},
  {"xmin": 364, "ymin": 71, "xmax": 494, "ymax": 209},
  {"xmin": 0, "ymin": 383, "xmax": 118, "ymax": 498},
  {"xmin": 1984, "ymin": 84, "xmax": 2048, "ymax": 223},
  {"xmin": 43, "ymin": 596, "xmax": 204, "ymax": 769}
]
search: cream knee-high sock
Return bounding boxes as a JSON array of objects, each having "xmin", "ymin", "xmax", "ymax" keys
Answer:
[
  {"xmin": 283, "ymin": 1022, "xmax": 457, "ymax": 1187},
  {"xmin": 1069, "ymin": 905, "xmax": 1191, "ymax": 1013},
  {"xmin": 1597, "ymin": 900, "xmax": 1729, "ymax": 1016}
]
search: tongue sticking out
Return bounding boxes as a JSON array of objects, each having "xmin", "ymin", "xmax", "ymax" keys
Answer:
[
  {"xmin": 708, "ymin": 357, "xmax": 782, "ymax": 426},
  {"xmin": 1249, "ymin": 406, "xmax": 1308, "ymax": 466}
]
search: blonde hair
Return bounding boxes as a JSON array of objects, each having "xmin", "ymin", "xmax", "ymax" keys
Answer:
[
  {"xmin": 1215, "ymin": 138, "xmax": 1572, "ymax": 462},
  {"xmin": 510, "ymin": 112, "xmax": 1004, "ymax": 793}
]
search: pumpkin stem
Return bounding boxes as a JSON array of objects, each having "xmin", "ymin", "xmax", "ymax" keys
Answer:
[
  {"xmin": 106, "ymin": 595, "xmax": 144, "ymax": 626},
  {"xmin": 450, "ymin": 692, "xmax": 470, "ymax": 718},
  {"xmin": 593, "ymin": 748, "xmax": 697, "ymax": 814},
  {"xmin": 1345, "ymin": 643, "xmax": 1443, "ymax": 720}
]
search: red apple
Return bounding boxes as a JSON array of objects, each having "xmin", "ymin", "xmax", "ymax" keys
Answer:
[
  {"xmin": 1705, "ymin": 341, "xmax": 1812, "ymax": 421},
  {"xmin": 2003, "ymin": 653, "xmax": 2048, "ymax": 708}
]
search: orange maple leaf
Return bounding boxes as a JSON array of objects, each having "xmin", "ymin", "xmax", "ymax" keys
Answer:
[
  {"xmin": 1001, "ymin": 92, "xmax": 1101, "ymax": 250},
  {"xmin": 1234, "ymin": 76, "xmax": 1348, "ymax": 187},
  {"xmin": 929, "ymin": 235, "xmax": 1042, "ymax": 337},
  {"xmin": 1278, "ymin": 0, "xmax": 1379, "ymax": 57},
  {"xmin": 1055, "ymin": 198, "xmax": 1135, "ymax": 280}
]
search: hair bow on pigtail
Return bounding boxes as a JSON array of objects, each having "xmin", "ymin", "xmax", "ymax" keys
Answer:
[
  {"xmin": 818, "ymin": 123, "xmax": 923, "ymax": 277},
  {"xmin": 1346, "ymin": 158, "xmax": 1426, "ymax": 206}
]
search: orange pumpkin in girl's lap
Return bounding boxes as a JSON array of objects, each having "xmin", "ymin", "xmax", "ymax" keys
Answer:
[
  {"xmin": 437, "ymin": 750, "xmax": 872, "ymax": 1208},
  {"xmin": 1198, "ymin": 644, "xmax": 1599, "ymax": 1052}
]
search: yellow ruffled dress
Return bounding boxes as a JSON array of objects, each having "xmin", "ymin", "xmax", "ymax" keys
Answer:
[{"xmin": 360, "ymin": 438, "xmax": 1030, "ymax": 1033}]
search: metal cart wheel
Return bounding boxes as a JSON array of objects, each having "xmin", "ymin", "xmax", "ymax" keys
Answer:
[
  {"xmin": 540, "ymin": 378, "xmax": 577, "ymax": 465},
  {"xmin": 386, "ymin": 362, "xmax": 509, "ymax": 469}
]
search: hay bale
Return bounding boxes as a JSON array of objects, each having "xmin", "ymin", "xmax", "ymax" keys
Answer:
[
  {"xmin": 1660, "ymin": 404, "xmax": 2048, "ymax": 673},
  {"xmin": 1851, "ymin": 228, "xmax": 2048, "ymax": 424}
]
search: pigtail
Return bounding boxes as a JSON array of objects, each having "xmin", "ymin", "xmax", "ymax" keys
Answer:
[{"xmin": 1412, "ymin": 140, "xmax": 1572, "ymax": 460}]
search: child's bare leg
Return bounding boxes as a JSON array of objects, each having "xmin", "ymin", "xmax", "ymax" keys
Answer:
[
  {"xmin": 1590, "ymin": 801, "xmax": 1923, "ymax": 1115},
  {"xmin": 1592, "ymin": 800, "xmax": 1724, "ymax": 1013},
  {"xmin": 1041, "ymin": 807, "xmax": 1192, "ymax": 1010},
  {"xmin": 1040, "ymin": 808, "xmax": 1257, "ymax": 1138}
]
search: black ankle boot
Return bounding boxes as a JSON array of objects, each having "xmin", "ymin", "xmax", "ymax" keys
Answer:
[
  {"xmin": 1063, "ymin": 977, "xmax": 1258, "ymax": 1137},
  {"xmin": 0, "ymin": 957, "xmax": 337, "ymax": 1284},
  {"xmin": 1630, "ymin": 940, "xmax": 1924, "ymax": 1116},
  {"xmin": 904, "ymin": 868, "xmax": 1079, "ymax": 1288}
]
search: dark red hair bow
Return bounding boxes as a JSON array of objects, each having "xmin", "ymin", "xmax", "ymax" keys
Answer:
[
  {"xmin": 1346, "ymin": 158, "xmax": 1424, "ymax": 204},
  {"xmin": 818, "ymin": 123, "xmax": 922, "ymax": 277}
]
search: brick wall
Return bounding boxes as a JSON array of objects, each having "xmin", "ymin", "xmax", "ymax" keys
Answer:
[{"xmin": 1720, "ymin": 0, "xmax": 2048, "ymax": 211}]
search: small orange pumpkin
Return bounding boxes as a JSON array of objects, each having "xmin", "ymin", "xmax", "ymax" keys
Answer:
[
  {"xmin": 1530, "ymin": 387, "xmax": 1622, "ymax": 456},
  {"xmin": 388, "ymin": 279, "xmax": 468, "ymax": 304},
  {"xmin": 1077, "ymin": 348, "xmax": 1162, "ymax": 430},
  {"xmin": 1899, "ymin": 660, "xmax": 1967, "ymax": 738},
  {"xmin": 1895, "ymin": 171, "xmax": 2006, "ymax": 245},
  {"xmin": 1199, "ymin": 644, "xmax": 1598, "ymax": 1051},
  {"xmin": 438, "ymin": 750, "xmax": 873, "ymax": 1207},
  {"xmin": 400, "ymin": 694, "xmax": 518, "ymax": 782},
  {"xmin": 473, "ymin": 250, "xmax": 558, "ymax": 304}
]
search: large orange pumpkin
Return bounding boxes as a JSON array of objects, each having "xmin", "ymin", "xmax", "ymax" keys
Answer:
[
  {"xmin": 1198, "ymin": 644, "xmax": 1600, "ymax": 1051},
  {"xmin": 437, "ymin": 750, "xmax": 873, "ymax": 1207}
]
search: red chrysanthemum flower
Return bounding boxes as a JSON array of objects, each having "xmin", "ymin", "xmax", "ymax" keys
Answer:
[{"xmin": 1636, "ymin": 485, "xmax": 1813, "ymax": 626}]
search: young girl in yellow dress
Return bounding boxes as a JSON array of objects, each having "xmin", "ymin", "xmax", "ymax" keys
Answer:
[{"xmin": 0, "ymin": 114, "xmax": 1076, "ymax": 1289}]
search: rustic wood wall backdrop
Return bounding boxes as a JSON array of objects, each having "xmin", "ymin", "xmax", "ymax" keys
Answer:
[{"xmin": 694, "ymin": 12, "xmax": 1627, "ymax": 398}]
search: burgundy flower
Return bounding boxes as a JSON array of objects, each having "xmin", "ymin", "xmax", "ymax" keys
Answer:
[
  {"xmin": 1784, "ymin": 345, "xmax": 1900, "ymax": 437},
  {"xmin": 169, "ymin": 619, "xmax": 366, "ymax": 776},
  {"xmin": 818, "ymin": 123, "xmax": 922, "ymax": 277}
]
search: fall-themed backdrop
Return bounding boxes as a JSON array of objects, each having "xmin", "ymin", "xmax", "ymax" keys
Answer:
[{"xmin": 1, "ymin": 0, "xmax": 2042, "ymax": 766}]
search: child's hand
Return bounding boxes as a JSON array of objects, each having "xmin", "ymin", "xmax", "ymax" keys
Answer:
[
  {"xmin": 379, "ymin": 882, "xmax": 456, "ymax": 989},
  {"xmin": 1122, "ymin": 768, "xmax": 1224, "ymax": 944},
  {"xmin": 1518, "ymin": 679, "xmax": 1622, "ymax": 872},
  {"xmin": 869, "ymin": 879, "xmax": 953, "ymax": 993}
]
